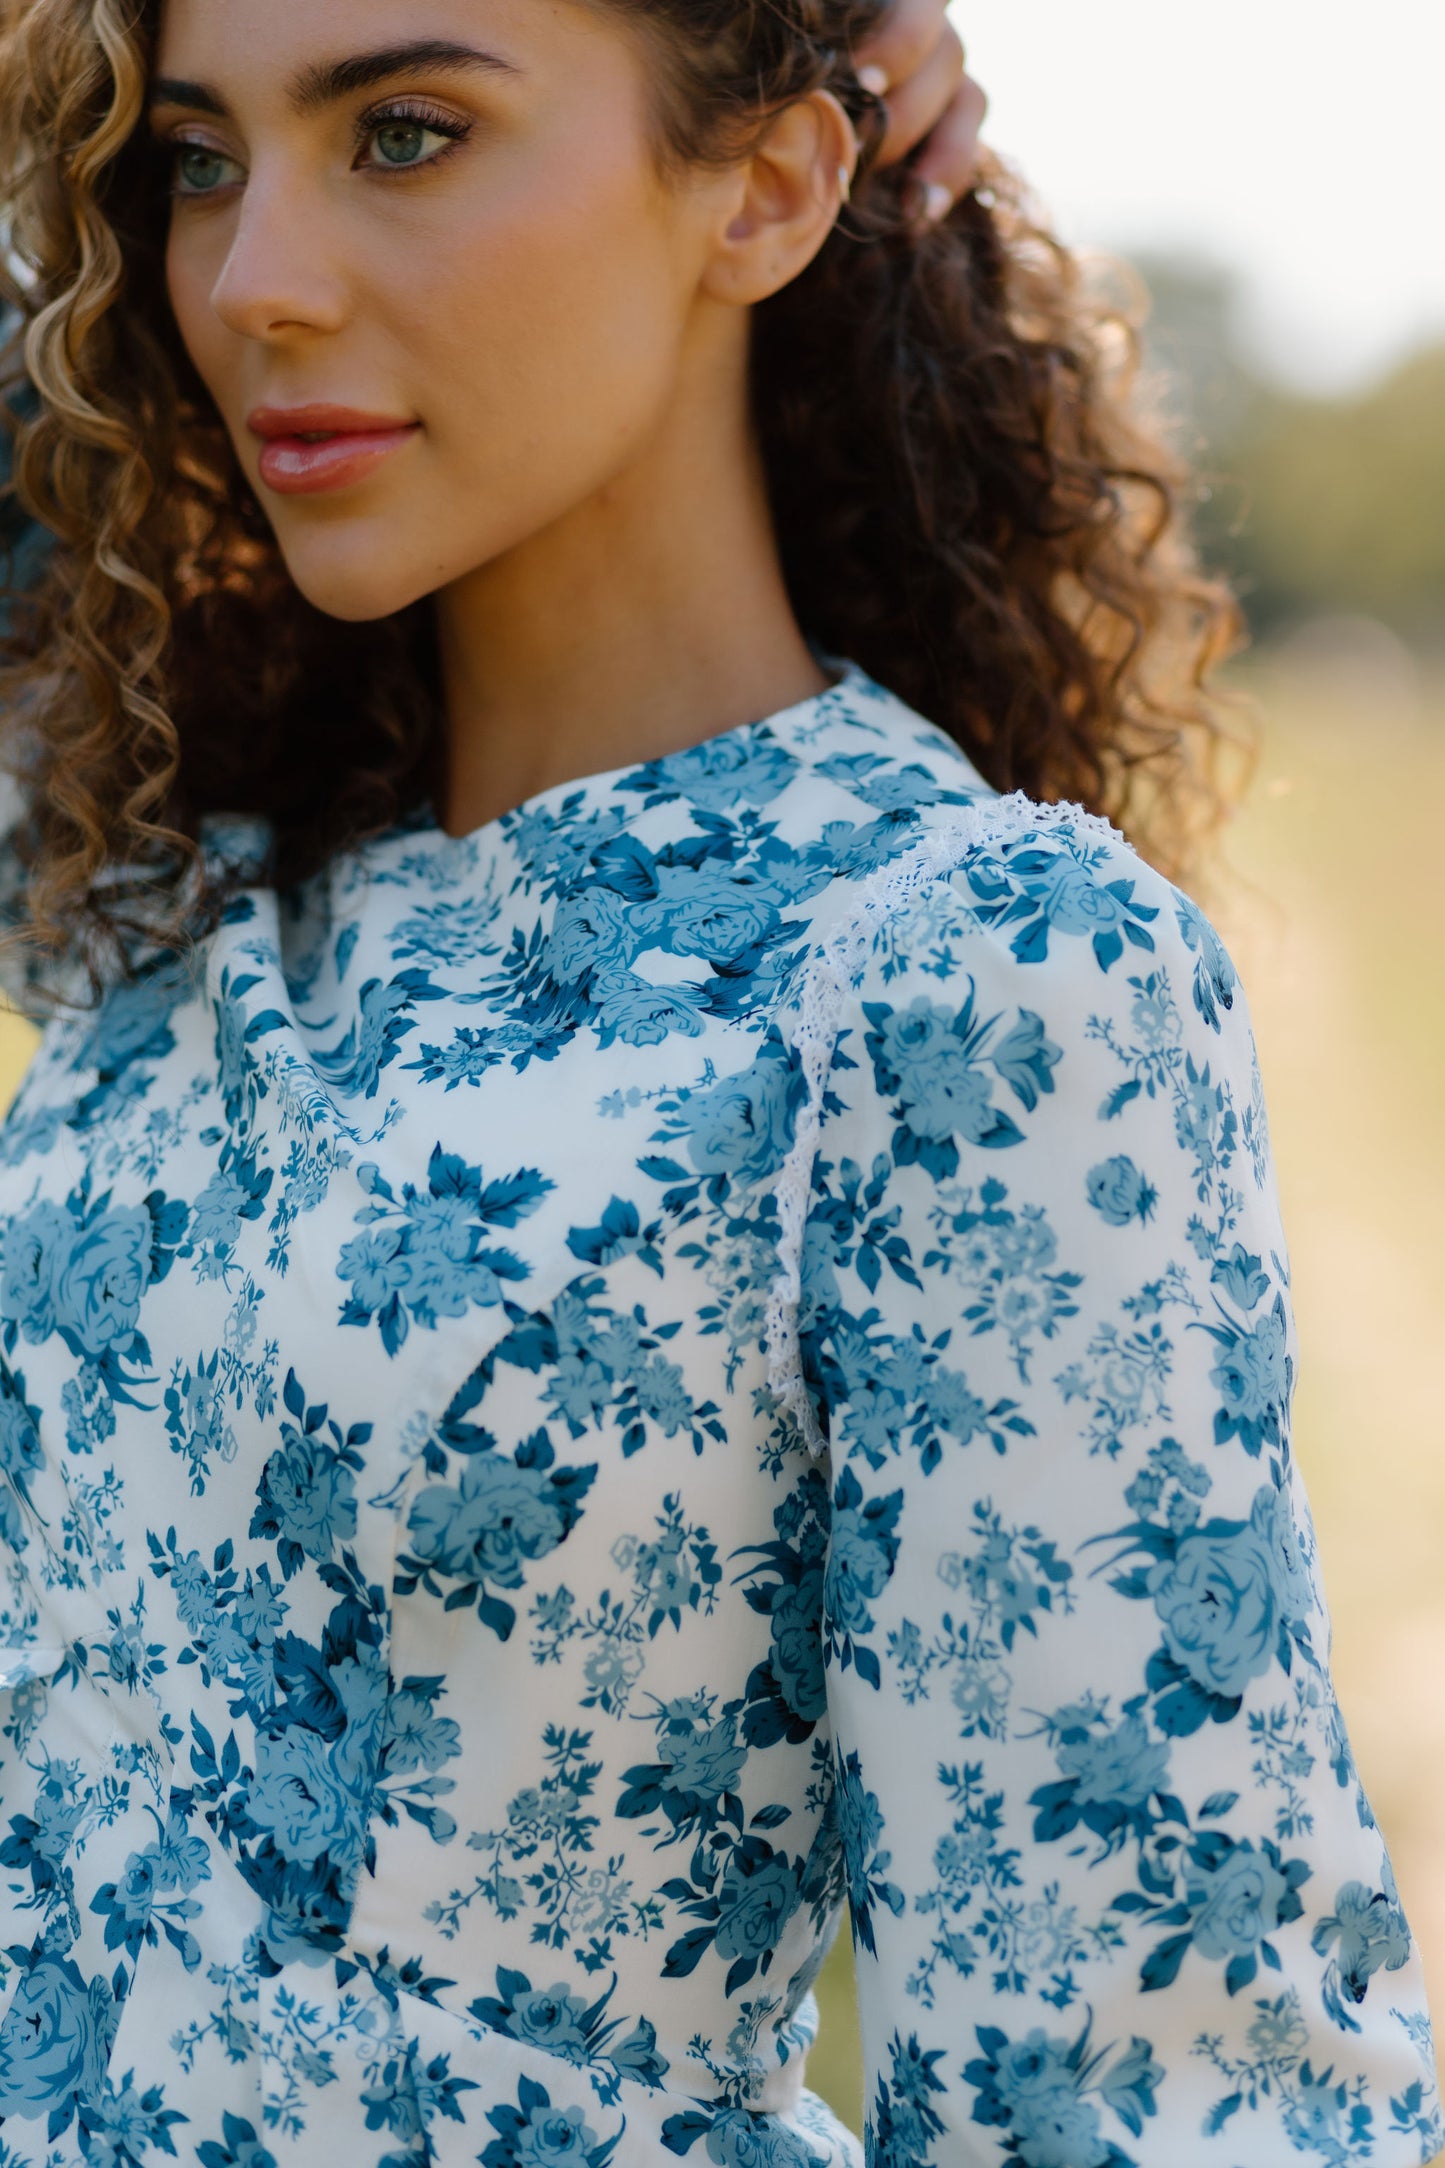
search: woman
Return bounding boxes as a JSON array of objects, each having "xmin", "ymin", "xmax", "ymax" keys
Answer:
[{"xmin": 0, "ymin": 0, "xmax": 1439, "ymax": 2162}]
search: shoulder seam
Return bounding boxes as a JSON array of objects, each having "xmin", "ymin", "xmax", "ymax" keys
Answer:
[{"xmin": 763, "ymin": 789, "xmax": 1124, "ymax": 1459}]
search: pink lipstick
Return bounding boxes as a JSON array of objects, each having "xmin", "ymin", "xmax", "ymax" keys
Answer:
[{"xmin": 247, "ymin": 405, "xmax": 420, "ymax": 496}]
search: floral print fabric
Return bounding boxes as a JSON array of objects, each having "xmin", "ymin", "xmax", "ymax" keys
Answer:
[{"xmin": 0, "ymin": 665, "xmax": 1436, "ymax": 2167}]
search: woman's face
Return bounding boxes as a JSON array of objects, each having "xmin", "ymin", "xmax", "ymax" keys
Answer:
[{"xmin": 154, "ymin": 0, "xmax": 741, "ymax": 622}]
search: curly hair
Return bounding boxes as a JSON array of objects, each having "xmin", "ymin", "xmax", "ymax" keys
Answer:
[{"xmin": 0, "ymin": 0, "xmax": 1245, "ymax": 1002}]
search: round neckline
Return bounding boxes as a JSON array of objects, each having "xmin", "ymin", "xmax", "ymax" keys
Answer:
[
  {"xmin": 197, "ymin": 659, "xmax": 874, "ymax": 894},
  {"xmin": 396, "ymin": 658, "xmax": 866, "ymax": 862}
]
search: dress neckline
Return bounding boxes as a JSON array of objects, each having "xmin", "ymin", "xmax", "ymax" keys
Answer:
[
  {"xmin": 196, "ymin": 660, "xmax": 879, "ymax": 897},
  {"xmin": 403, "ymin": 658, "xmax": 866, "ymax": 858}
]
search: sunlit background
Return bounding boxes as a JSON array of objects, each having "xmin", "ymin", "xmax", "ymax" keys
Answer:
[{"xmin": 1, "ymin": 0, "xmax": 1442, "ymax": 2143}]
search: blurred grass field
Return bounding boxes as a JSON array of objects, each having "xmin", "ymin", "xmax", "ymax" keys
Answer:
[{"xmin": 1, "ymin": 657, "xmax": 1442, "ymax": 2141}]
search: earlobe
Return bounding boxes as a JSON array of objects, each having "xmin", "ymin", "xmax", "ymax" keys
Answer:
[{"xmin": 702, "ymin": 90, "xmax": 857, "ymax": 307}]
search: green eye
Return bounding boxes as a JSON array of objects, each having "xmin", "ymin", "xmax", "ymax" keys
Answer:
[
  {"xmin": 173, "ymin": 143, "xmax": 241, "ymax": 195},
  {"xmin": 367, "ymin": 118, "xmax": 454, "ymax": 170}
]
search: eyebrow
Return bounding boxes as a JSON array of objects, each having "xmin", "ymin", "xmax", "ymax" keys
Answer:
[{"xmin": 149, "ymin": 39, "xmax": 519, "ymax": 119}]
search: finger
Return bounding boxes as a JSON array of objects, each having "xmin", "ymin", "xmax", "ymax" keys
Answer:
[
  {"xmin": 855, "ymin": 0, "xmax": 951, "ymax": 116},
  {"xmin": 869, "ymin": 22, "xmax": 966, "ymax": 171},
  {"xmin": 908, "ymin": 72, "xmax": 989, "ymax": 212}
]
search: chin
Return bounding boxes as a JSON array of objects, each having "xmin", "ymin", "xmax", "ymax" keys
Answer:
[{"xmin": 274, "ymin": 539, "xmax": 440, "ymax": 625}]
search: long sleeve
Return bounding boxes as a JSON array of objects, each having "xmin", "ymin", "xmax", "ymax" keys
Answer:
[{"xmin": 796, "ymin": 803, "xmax": 1442, "ymax": 2166}]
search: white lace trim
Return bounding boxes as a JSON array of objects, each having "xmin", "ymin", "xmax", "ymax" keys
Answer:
[{"xmin": 763, "ymin": 789, "xmax": 1123, "ymax": 1458}]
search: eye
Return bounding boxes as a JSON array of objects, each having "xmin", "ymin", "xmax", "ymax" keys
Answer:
[
  {"xmin": 357, "ymin": 105, "xmax": 469, "ymax": 174},
  {"xmin": 171, "ymin": 141, "xmax": 244, "ymax": 197}
]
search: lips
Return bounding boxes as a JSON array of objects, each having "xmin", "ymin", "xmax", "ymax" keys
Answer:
[{"xmin": 246, "ymin": 405, "xmax": 421, "ymax": 497}]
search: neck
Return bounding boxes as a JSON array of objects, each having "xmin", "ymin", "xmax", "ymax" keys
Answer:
[{"xmin": 431, "ymin": 317, "xmax": 824, "ymax": 837}]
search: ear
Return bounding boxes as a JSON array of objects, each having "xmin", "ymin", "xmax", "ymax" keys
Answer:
[{"xmin": 700, "ymin": 90, "xmax": 857, "ymax": 307}]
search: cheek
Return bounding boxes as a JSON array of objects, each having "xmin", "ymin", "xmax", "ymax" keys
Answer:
[{"xmin": 380, "ymin": 160, "xmax": 692, "ymax": 494}]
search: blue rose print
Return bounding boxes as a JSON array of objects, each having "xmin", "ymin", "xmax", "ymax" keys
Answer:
[
  {"xmin": 481, "ymin": 2074, "xmax": 619, "ymax": 2168},
  {"xmin": 712, "ymin": 1846, "xmax": 801, "ymax": 1968},
  {"xmin": 311, "ymin": 966, "xmax": 448, "ymax": 1100},
  {"xmin": 862, "ymin": 990, "xmax": 1060, "ymax": 1174},
  {"xmin": 55, "ymin": 1205, "xmax": 154, "ymax": 1352},
  {"xmin": 76, "ymin": 952, "xmax": 192, "ymax": 1084},
  {"xmin": 6, "ymin": 1199, "xmax": 157, "ymax": 1357},
  {"xmin": 880, "ymin": 1000, "xmax": 1000, "ymax": 1142},
  {"xmin": 822, "ymin": 1467, "xmax": 901, "ymax": 1688},
  {"xmin": 1085, "ymin": 1156, "xmax": 1158, "ymax": 1227},
  {"xmin": 1149, "ymin": 1520, "xmax": 1281, "ymax": 1699},
  {"xmin": 249, "ymin": 1367, "xmax": 363, "ymax": 1573},
  {"xmin": 660, "ymin": 2101, "xmax": 827, "ymax": 2163},
  {"xmin": 835, "ymin": 1749, "xmax": 904, "ymax": 1956},
  {"xmin": 339, "ymin": 1144, "xmax": 552, "ymax": 1354},
  {"xmin": 470, "ymin": 1965, "xmax": 668, "ymax": 2106},
  {"xmin": 622, "ymin": 724, "xmax": 798, "ymax": 813},
  {"xmin": 635, "ymin": 862, "xmax": 785, "ymax": 962},
  {"xmin": 1057, "ymin": 1712, "xmax": 1169, "ymax": 1809},
  {"xmin": 188, "ymin": 1168, "xmax": 251, "ymax": 1252},
  {"xmin": 90, "ymin": 1809, "xmax": 212, "ymax": 1969},
  {"xmin": 963, "ymin": 2021, "xmax": 1163, "ymax": 2168},
  {"xmin": 494, "ymin": 1981, "xmax": 591, "ymax": 2058},
  {"xmin": 866, "ymin": 2032, "xmax": 951, "ymax": 2168},
  {"xmin": 1189, "ymin": 1841, "xmax": 1295, "ymax": 1960},
  {"xmin": 197, "ymin": 2109, "xmax": 280, "ymax": 2168},
  {"xmin": 732, "ymin": 1467, "xmax": 830, "ymax": 1744},
  {"xmin": 2, "ymin": 1200, "xmax": 76, "ymax": 1344},
  {"xmin": 617, "ymin": 1697, "xmax": 752, "ymax": 1845},
  {"xmin": 1174, "ymin": 893, "xmax": 1238, "ymax": 1030},
  {"xmin": 0, "ymin": 1364, "xmax": 43, "ymax": 1490},
  {"xmin": 1030, "ymin": 1704, "xmax": 1173, "ymax": 1852},
  {"xmin": 0, "ymin": 1948, "xmax": 121, "ymax": 2129},
  {"xmin": 545, "ymin": 889, "xmax": 640, "ymax": 985},
  {"xmin": 1128, "ymin": 1835, "xmax": 1315, "ymax": 2003},
  {"xmin": 681, "ymin": 1032, "xmax": 805, "ymax": 1189},
  {"xmin": 1314, "ymin": 1874, "xmax": 1414, "ymax": 2024},
  {"xmin": 1144, "ymin": 1481, "xmax": 1316, "ymax": 1722},
  {"xmin": 250, "ymin": 1722, "xmax": 363, "ymax": 1868},
  {"xmin": 590, "ymin": 971, "xmax": 711, "ymax": 1050},
  {"xmin": 963, "ymin": 834, "xmax": 1162, "ymax": 974},
  {"xmin": 816, "ymin": 750, "xmax": 957, "ymax": 814},
  {"xmin": 1206, "ymin": 1296, "xmax": 1291, "ymax": 1457},
  {"xmin": 400, "ymin": 1431, "xmax": 596, "ymax": 1641},
  {"xmin": 0, "ymin": 665, "xmax": 1431, "ymax": 2161}
]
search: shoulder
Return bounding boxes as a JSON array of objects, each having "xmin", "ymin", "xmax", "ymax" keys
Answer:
[
  {"xmin": 778, "ymin": 669, "xmax": 1230, "ymax": 1005},
  {"xmin": 771, "ymin": 718, "xmax": 1276, "ymax": 1251},
  {"xmin": 766, "ymin": 682, "xmax": 1254, "ymax": 1166},
  {"xmin": 779, "ymin": 692, "xmax": 1242, "ymax": 1062},
  {"xmin": 776, "ymin": 743, "xmax": 1277, "ymax": 1379},
  {"xmin": 885, "ymin": 793, "xmax": 1238, "ymax": 1031}
]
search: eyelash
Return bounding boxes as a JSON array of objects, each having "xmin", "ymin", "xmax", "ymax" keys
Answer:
[
  {"xmin": 352, "ymin": 98, "xmax": 472, "ymax": 172},
  {"xmin": 165, "ymin": 97, "xmax": 473, "ymax": 198}
]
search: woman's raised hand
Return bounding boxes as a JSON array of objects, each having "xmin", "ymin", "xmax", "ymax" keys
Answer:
[{"xmin": 855, "ymin": 0, "xmax": 988, "ymax": 223}]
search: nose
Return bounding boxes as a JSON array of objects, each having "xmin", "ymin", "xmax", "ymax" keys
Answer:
[{"xmin": 208, "ymin": 171, "xmax": 349, "ymax": 343}]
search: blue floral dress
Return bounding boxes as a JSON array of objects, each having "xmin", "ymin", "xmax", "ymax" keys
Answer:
[{"xmin": 0, "ymin": 665, "xmax": 1436, "ymax": 2168}]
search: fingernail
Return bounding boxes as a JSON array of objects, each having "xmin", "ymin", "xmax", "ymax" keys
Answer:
[
  {"xmin": 858, "ymin": 64, "xmax": 890, "ymax": 96},
  {"xmin": 922, "ymin": 182, "xmax": 954, "ymax": 224}
]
